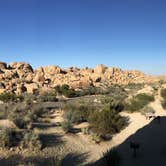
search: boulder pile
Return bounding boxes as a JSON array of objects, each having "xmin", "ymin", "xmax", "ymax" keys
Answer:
[{"xmin": 0, "ymin": 62, "xmax": 157, "ymax": 94}]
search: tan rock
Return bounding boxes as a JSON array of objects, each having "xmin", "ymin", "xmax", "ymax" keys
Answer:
[
  {"xmin": 94, "ymin": 64, "xmax": 107, "ymax": 74},
  {"xmin": 15, "ymin": 83, "xmax": 27, "ymax": 95},
  {"xmin": 34, "ymin": 67, "xmax": 45, "ymax": 83},
  {"xmin": 25, "ymin": 83, "xmax": 39, "ymax": 94},
  {"xmin": 9, "ymin": 62, "xmax": 33, "ymax": 72},
  {"xmin": 43, "ymin": 65, "xmax": 62, "ymax": 75},
  {"xmin": 0, "ymin": 62, "xmax": 7, "ymax": 69}
]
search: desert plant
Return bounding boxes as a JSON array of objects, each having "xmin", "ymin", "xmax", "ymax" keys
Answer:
[
  {"xmin": 82, "ymin": 127, "xmax": 91, "ymax": 135},
  {"xmin": 88, "ymin": 107, "xmax": 127, "ymax": 138},
  {"xmin": 161, "ymin": 89, "xmax": 166, "ymax": 99},
  {"xmin": 91, "ymin": 133, "xmax": 102, "ymax": 143},
  {"xmin": 0, "ymin": 128, "xmax": 22, "ymax": 148},
  {"xmin": 141, "ymin": 106, "xmax": 155, "ymax": 115},
  {"xmin": 61, "ymin": 120, "xmax": 72, "ymax": 133},
  {"xmin": 161, "ymin": 100, "xmax": 166, "ymax": 110},
  {"xmin": 21, "ymin": 131, "xmax": 42, "ymax": 149},
  {"xmin": 0, "ymin": 92, "xmax": 17, "ymax": 103},
  {"xmin": 125, "ymin": 93, "xmax": 155, "ymax": 112}
]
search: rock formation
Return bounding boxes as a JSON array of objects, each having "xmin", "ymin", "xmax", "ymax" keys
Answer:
[{"xmin": 0, "ymin": 61, "xmax": 159, "ymax": 94}]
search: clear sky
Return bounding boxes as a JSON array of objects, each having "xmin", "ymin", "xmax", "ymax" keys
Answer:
[{"xmin": 0, "ymin": 0, "xmax": 166, "ymax": 75}]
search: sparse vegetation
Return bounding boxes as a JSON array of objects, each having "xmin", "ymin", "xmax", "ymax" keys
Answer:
[
  {"xmin": 0, "ymin": 92, "xmax": 23, "ymax": 103},
  {"xmin": 0, "ymin": 128, "xmax": 22, "ymax": 148},
  {"xmin": 61, "ymin": 120, "xmax": 73, "ymax": 133},
  {"xmin": 160, "ymin": 89, "xmax": 166, "ymax": 110},
  {"xmin": 125, "ymin": 93, "xmax": 155, "ymax": 112},
  {"xmin": 141, "ymin": 106, "xmax": 155, "ymax": 115},
  {"xmin": 21, "ymin": 131, "xmax": 42, "ymax": 149},
  {"xmin": 161, "ymin": 88, "xmax": 166, "ymax": 99}
]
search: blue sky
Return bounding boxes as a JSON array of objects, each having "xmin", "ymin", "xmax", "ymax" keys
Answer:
[{"xmin": 0, "ymin": 0, "xmax": 166, "ymax": 75}]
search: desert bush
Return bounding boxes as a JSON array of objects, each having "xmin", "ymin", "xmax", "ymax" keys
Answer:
[
  {"xmin": 159, "ymin": 80, "xmax": 166, "ymax": 85},
  {"xmin": 54, "ymin": 84, "xmax": 79, "ymax": 98},
  {"xmin": 0, "ymin": 128, "xmax": 22, "ymax": 148},
  {"xmin": 82, "ymin": 127, "xmax": 91, "ymax": 135},
  {"xmin": 61, "ymin": 120, "xmax": 72, "ymax": 133},
  {"xmin": 161, "ymin": 100, "xmax": 166, "ymax": 110},
  {"xmin": 64, "ymin": 109, "xmax": 82, "ymax": 124},
  {"xmin": 0, "ymin": 106, "xmax": 8, "ymax": 119},
  {"xmin": 37, "ymin": 93, "xmax": 58, "ymax": 102},
  {"xmin": 88, "ymin": 108, "xmax": 127, "ymax": 137},
  {"xmin": 103, "ymin": 148, "xmax": 122, "ymax": 166},
  {"xmin": 161, "ymin": 89, "xmax": 166, "ymax": 99},
  {"xmin": 124, "ymin": 83, "xmax": 144, "ymax": 90},
  {"xmin": 21, "ymin": 131, "xmax": 42, "ymax": 149},
  {"xmin": 0, "ymin": 92, "xmax": 18, "ymax": 103},
  {"xmin": 91, "ymin": 133, "xmax": 102, "ymax": 143},
  {"xmin": 63, "ymin": 103, "xmax": 94, "ymax": 124},
  {"xmin": 7, "ymin": 103, "xmax": 46, "ymax": 129},
  {"xmin": 125, "ymin": 93, "xmax": 154, "ymax": 112},
  {"xmin": 141, "ymin": 106, "xmax": 155, "ymax": 115}
]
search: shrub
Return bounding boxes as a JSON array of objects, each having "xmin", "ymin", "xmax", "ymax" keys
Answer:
[
  {"xmin": 125, "ymin": 93, "xmax": 154, "ymax": 112},
  {"xmin": 0, "ymin": 106, "xmax": 8, "ymax": 119},
  {"xmin": 82, "ymin": 127, "xmax": 91, "ymax": 135},
  {"xmin": 37, "ymin": 94, "xmax": 58, "ymax": 102},
  {"xmin": 0, "ymin": 92, "xmax": 17, "ymax": 103},
  {"xmin": 64, "ymin": 110, "xmax": 82, "ymax": 124},
  {"xmin": 63, "ymin": 103, "xmax": 94, "ymax": 124},
  {"xmin": 0, "ymin": 128, "xmax": 22, "ymax": 148},
  {"xmin": 141, "ymin": 106, "xmax": 155, "ymax": 115},
  {"xmin": 7, "ymin": 103, "xmax": 46, "ymax": 129},
  {"xmin": 161, "ymin": 89, "xmax": 166, "ymax": 99},
  {"xmin": 54, "ymin": 84, "xmax": 79, "ymax": 98},
  {"xmin": 61, "ymin": 120, "xmax": 72, "ymax": 133},
  {"xmin": 21, "ymin": 131, "xmax": 42, "ymax": 149},
  {"xmin": 91, "ymin": 133, "xmax": 102, "ymax": 143},
  {"xmin": 161, "ymin": 100, "xmax": 166, "ymax": 110},
  {"xmin": 88, "ymin": 108, "xmax": 127, "ymax": 137}
]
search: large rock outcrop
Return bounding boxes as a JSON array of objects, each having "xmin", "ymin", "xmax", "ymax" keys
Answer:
[{"xmin": 0, "ymin": 62, "xmax": 157, "ymax": 94}]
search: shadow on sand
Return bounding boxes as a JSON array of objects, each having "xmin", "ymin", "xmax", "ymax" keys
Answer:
[
  {"xmin": 90, "ymin": 116, "xmax": 166, "ymax": 166},
  {"xmin": 0, "ymin": 152, "xmax": 89, "ymax": 166},
  {"xmin": 40, "ymin": 133, "xmax": 64, "ymax": 148}
]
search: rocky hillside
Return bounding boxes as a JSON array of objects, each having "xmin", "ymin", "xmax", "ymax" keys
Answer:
[{"xmin": 0, "ymin": 62, "xmax": 159, "ymax": 94}]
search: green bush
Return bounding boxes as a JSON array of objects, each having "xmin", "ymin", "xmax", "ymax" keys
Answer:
[
  {"xmin": 61, "ymin": 120, "xmax": 72, "ymax": 133},
  {"xmin": 63, "ymin": 103, "xmax": 94, "ymax": 124},
  {"xmin": 161, "ymin": 100, "xmax": 166, "ymax": 110},
  {"xmin": 54, "ymin": 84, "xmax": 79, "ymax": 98},
  {"xmin": 161, "ymin": 89, "xmax": 166, "ymax": 99},
  {"xmin": 141, "ymin": 106, "xmax": 155, "ymax": 115},
  {"xmin": 37, "ymin": 94, "xmax": 58, "ymax": 102},
  {"xmin": 0, "ymin": 128, "xmax": 22, "ymax": 148},
  {"xmin": 7, "ymin": 103, "xmax": 46, "ymax": 129},
  {"xmin": 64, "ymin": 110, "xmax": 82, "ymax": 124},
  {"xmin": 21, "ymin": 131, "xmax": 42, "ymax": 149},
  {"xmin": 0, "ymin": 92, "xmax": 17, "ymax": 103},
  {"xmin": 88, "ymin": 108, "xmax": 127, "ymax": 137},
  {"xmin": 125, "ymin": 93, "xmax": 155, "ymax": 112}
]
